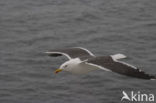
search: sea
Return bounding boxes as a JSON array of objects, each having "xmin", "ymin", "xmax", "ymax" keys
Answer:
[{"xmin": 0, "ymin": 0, "xmax": 156, "ymax": 103}]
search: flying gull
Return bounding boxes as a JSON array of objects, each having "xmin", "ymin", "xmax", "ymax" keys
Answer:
[{"xmin": 45, "ymin": 47, "xmax": 156, "ymax": 80}]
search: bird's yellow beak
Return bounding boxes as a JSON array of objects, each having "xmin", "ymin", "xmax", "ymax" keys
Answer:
[{"xmin": 54, "ymin": 69, "xmax": 63, "ymax": 74}]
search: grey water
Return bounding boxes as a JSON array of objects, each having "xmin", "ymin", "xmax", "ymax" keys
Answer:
[{"xmin": 0, "ymin": 0, "xmax": 156, "ymax": 103}]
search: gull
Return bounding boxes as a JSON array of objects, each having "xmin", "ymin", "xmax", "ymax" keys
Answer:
[{"xmin": 45, "ymin": 47, "xmax": 156, "ymax": 80}]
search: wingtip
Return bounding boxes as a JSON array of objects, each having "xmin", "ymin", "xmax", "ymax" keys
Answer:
[
  {"xmin": 150, "ymin": 77, "xmax": 156, "ymax": 80},
  {"xmin": 150, "ymin": 75, "xmax": 156, "ymax": 80}
]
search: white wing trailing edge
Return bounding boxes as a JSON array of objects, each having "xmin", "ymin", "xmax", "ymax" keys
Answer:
[
  {"xmin": 45, "ymin": 47, "xmax": 94, "ymax": 60},
  {"xmin": 73, "ymin": 47, "xmax": 95, "ymax": 56}
]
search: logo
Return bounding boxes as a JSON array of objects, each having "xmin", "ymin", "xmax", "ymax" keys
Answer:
[{"xmin": 121, "ymin": 91, "xmax": 154, "ymax": 102}]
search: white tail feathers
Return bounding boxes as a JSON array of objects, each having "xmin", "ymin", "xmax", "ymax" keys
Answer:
[{"xmin": 111, "ymin": 53, "xmax": 127, "ymax": 60}]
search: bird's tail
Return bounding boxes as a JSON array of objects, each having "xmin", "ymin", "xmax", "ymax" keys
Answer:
[{"xmin": 111, "ymin": 53, "xmax": 127, "ymax": 60}]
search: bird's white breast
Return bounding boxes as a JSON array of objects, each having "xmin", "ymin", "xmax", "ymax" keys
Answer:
[{"xmin": 69, "ymin": 62, "xmax": 99, "ymax": 74}]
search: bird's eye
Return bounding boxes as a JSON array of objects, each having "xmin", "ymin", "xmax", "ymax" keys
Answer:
[{"xmin": 64, "ymin": 65, "xmax": 68, "ymax": 68}]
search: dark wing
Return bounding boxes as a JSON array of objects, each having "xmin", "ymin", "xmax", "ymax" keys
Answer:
[
  {"xmin": 86, "ymin": 56, "xmax": 156, "ymax": 80},
  {"xmin": 45, "ymin": 47, "xmax": 95, "ymax": 60}
]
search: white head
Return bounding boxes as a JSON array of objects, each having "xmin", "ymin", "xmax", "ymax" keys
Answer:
[{"xmin": 54, "ymin": 58, "xmax": 81, "ymax": 74}]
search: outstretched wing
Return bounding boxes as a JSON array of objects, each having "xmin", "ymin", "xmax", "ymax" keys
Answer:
[
  {"xmin": 45, "ymin": 47, "xmax": 95, "ymax": 60},
  {"xmin": 85, "ymin": 56, "xmax": 156, "ymax": 80}
]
